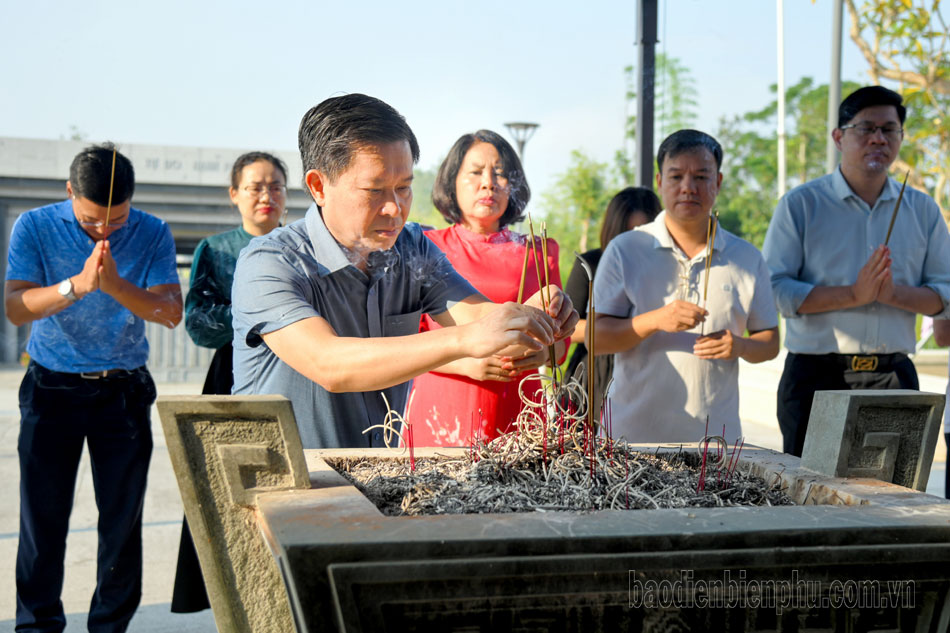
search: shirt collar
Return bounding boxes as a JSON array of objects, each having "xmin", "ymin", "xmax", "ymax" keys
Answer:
[
  {"xmin": 831, "ymin": 165, "xmax": 900, "ymax": 206},
  {"xmin": 305, "ymin": 203, "xmax": 352, "ymax": 274},
  {"xmin": 304, "ymin": 203, "xmax": 403, "ymax": 277},
  {"xmin": 643, "ymin": 210, "xmax": 724, "ymax": 254}
]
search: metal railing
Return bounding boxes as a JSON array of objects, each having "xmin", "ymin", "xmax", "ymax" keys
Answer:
[{"xmin": 145, "ymin": 270, "xmax": 214, "ymax": 384}]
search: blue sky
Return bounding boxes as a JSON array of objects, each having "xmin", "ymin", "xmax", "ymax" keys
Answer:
[{"xmin": 2, "ymin": 0, "xmax": 867, "ymax": 198}]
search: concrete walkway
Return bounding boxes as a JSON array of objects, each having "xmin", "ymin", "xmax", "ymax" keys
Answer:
[
  {"xmin": 0, "ymin": 355, "xmax": 946, "ymax": 632},
  {"xmin": 0, "ymin": 371, "xmax": 215, "ymax": 633}
]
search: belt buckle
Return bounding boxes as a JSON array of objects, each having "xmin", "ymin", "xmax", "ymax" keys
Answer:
[
  {"xmin": 80, "ymin": 370, "xmax": 108, "ymax": 379},
  {"xmin": 850, "ymin": 355, "xmax": 879, "ymax": 371}
]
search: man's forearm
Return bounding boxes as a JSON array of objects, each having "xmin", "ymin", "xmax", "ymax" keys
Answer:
[
  {"xmin": 108, "ymin": 281, "xmax": 183, "ymax": 328},
  {"xmin": 799, "ymin": 284, "xmax": 943, "ymax": 316},
  {"xmin": 739, "ymin": 328, "xmax": 780, "ymax": 363},
  {"xmin": 593, "ymin": 312, "xmax": 658, "ymax": 355},
  {"xmin": 881, "ymin": 285, "xmax": 944, "ymax": 316},
  {"xmin": 796, "ymin": 285, "xmax": 862, "ymax": 314},
  {"xmin": 263, "ymin": 318, "xmax": 476, "ymax": 393},
  {"xmin": 4, "ymin": 284, "xmax": 74, "ymax": 326}
]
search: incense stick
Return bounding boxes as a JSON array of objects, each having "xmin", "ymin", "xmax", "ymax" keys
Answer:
[
  {"xmin": 517, "ymin": 238, "xmax": 530, "ymax": 303},
  {"xmin": 540, "ymin": 222, "xmax": 552, "ymax": 307},
  {"xmin": 539, "ymin": 222, "xmax": 559, "ymax": 377},
  {"xmin": 526, "ymin": 212, "xmax": 546, "ymax": 309},
  {"xmin": 103, "ymin": 148, "xmax": 117, "ymax": 231},
  {"xmin": 884, "ymin": 170, "xmax": 910, "ymax": 246},
  {"xmin": 573, "ymin": 251, "xmax": 596, "ymax": 433},
  {"xmin": 700, "ymin": 210, "xmax": 719, "ymax": 336}
]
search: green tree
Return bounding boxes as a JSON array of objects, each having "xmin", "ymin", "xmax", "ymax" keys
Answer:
[
  {"xmin": 408, "ymin": 164, "xmax": 447, "ymax": 229},
  {"xmin": 716, "ymin": 77, "xmax": 861, "ymax": 247},
  {"xmin": 540, "ymin": 150, "xmax": 615, "ymax": 276},
  {"xmin": 844, "ymin": 0, "xmax": 950, "ymax": 221},
  {"xmin": 621, "ymin": 53, "xmax": 699, "ymax": 182}
]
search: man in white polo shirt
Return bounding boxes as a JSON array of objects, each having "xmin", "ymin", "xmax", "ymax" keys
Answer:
[{"xmin": 593, "ymin": 129, "xmax": 779, "ymax": 443}]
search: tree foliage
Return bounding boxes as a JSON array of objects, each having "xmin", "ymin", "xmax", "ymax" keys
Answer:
[
  {"xmin": 845, "ymin": 0, "xmax": 950, "ymax": 219},
  {"xmin": 716, "ymin": 78, "xmax": 861, "ymax": 247},
  {"xmin": 408, "ymin": 164, "xmax": 446, "ymax": 230},
  {"xmin": 620, "ymin": 53, "xmax": 700, "ymax": 180},
  {"xmin": 542, "ymin": 3, "xmax": 950, "ymax": 254},
  {"xmin": 540, "ymin": 150, "xmax": 614, "ymax": 276}
]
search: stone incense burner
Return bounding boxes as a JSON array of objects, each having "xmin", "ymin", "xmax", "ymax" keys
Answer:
[{"xmin": 158, "ymin": 390, "xmax": 950, "ymax": 633}]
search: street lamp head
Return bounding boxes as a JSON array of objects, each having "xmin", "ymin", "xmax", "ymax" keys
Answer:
[{"xmin": 504, "ymin": 122, "xmax": 540, "ymax": 161}]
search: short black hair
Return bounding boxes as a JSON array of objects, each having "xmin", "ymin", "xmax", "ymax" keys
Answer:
[
  {"xmin": 656, "ymin": 129, "xmax": 723, "ymax": 173},
  {"xmin": 297, "ymin": 93, "xmax": 420, "ymax": 186},
  {"xmin": 599, "ymin": 186, "xmax": 661, "ymax": 249},
  {"xmin": 838, "ymin": 85, "xmax": 906, "ymax": 128},
  {"xmin": 229, "ymin": 151, "xmax": 288, "ymax": 189},
  {"xmin": 431, "ymin": 130, "xmax": 530, "ymax": 229},
  {"xmin": 68, "ymin": 143, "xmax": 134, "ymax": 206}
]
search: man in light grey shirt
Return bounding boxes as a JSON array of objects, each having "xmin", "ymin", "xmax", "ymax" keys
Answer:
[
  {"xmin": 231, "ymin": 94, "xmax": 576, "ymax": 448},
  {"xmin": 763, "ymin": 85, "xmax": 950, "ymax": 456}
]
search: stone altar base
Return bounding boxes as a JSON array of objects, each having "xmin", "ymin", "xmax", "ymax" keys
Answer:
[
  {"xmin": 157, "ymin": 394, "xmax": 950, "ymax": 633},
  {"xmin": 257, "ymin": 445, "xmax": 950, "ymax": 633}
]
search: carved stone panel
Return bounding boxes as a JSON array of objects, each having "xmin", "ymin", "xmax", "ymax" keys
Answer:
[
  {"xmin": 157, "ymin": 395, "xmax": 309, "ymax": 633},
  {"xmin": 800, "ymin": 390, "xmax": 944, "ymax": 490}
]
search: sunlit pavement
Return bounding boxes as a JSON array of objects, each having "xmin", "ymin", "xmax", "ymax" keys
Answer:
[
  {"xmin": 0, "ymin": 371, "xmax": 214, "ymax": 633},
  {"xmin": 0, "ymin": 354, "xmax": 946, "ymax": 631}
]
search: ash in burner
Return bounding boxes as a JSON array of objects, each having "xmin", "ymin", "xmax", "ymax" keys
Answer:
[{"xmin": 326, "ymin": 443, "xmax": 794, "ymax": 517}]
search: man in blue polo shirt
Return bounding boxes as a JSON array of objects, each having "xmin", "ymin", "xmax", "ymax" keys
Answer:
[{"xmin": 4, "ymin": 144, "xmax": 182, "ymax": 633}]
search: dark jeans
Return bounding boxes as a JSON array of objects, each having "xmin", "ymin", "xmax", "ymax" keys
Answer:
[
  {"xmin": 16, "ymin": 362, "xmax": 156, "ymax": 633},
  {"xmin": 776, "ymin": 352, "xmax": 919, "ymax": 457}
]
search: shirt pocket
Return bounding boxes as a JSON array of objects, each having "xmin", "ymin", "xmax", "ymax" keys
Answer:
[{"xmin": 385, "ymin": 309, "xmax": 423, "ymax": 336}]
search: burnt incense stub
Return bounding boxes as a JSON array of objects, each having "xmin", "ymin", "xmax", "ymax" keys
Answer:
[{"xmin": 800, "ymin": 390, "xmax": 944, "ymax": 490}]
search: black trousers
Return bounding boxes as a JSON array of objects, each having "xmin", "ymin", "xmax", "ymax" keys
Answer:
[
  {"xmin": 16, "ymin": 362, "xmax": 155, "ymax": 633},
  {"xmin": 776, "ymin": 352, "xmax": 919, "ymax": 457},
  {"xmin": 170, "ymin": 342, "xmax": 232, "ymax": 613},
  {"xmin": 945, "ymin": 433, "xmax": 949, "ymax": 500}
]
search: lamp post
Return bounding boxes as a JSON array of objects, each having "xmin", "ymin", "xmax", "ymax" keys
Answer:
[{"xmin": 504, "ymin": 122, "xmax": 540, "ymax": 161}]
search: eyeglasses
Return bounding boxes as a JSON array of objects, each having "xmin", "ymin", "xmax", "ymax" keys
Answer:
[
  {"xmin": 78, "ymin": 220, "xmax": 126, "ymax": 230},
  {"xmin": 242, "ymin": 184, "xmax": 287, "ymax": 197},
  {"xmin": 839, "ymin": 122, "xmax": 904, "ymax": 140}
]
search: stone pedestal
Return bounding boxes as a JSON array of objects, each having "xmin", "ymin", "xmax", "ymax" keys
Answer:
[
  {"xmin": 157, "ymin": 395, "xmax": 310, "ymax": 633},
  {"xmin": 158, "ymin": 395, "xmax": 950, "ymax": 633},
  {"xmin": 800, "ymin": 390, "xmax": 944, "ymax": 491}
]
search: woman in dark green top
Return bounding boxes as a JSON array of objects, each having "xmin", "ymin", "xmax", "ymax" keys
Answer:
[
  {"xmin": 172, "ymin": 151, "xmax": 288, "ymax": 613},
  {"xmin": 184, "ymin": 152, "xmax": 289, "ymax": 392}
]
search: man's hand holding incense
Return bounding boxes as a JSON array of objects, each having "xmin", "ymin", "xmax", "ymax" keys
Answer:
[
  {"xmin": 851, "ymin": 245, "xmax": 891, "ymax": 306},
  {"xmin": 96, "ymin": 240, "xmax": 122, "ymax": 296},
  {"xmin": 653, "ymin": 299, "xmax": 707, "ymax": 334},
  {"xmin": 72, "ymin": 241, "xmax": 106, "ymax": 298},
  {"xmin": 524, "ymin": 285, "xmax": 578, "ymax": 341},
  {"xmin": 461, "ymin": 302, "xmax": 555, "ymax": 360}
]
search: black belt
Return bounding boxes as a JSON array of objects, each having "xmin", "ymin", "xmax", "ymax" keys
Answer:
[
  {"xmin": 823, "ymin": 353, "xmax": 908, "ymax": 372},
  {"xmin": 78, "ymin": 368, "xmax": 134, "ymax": 379}
]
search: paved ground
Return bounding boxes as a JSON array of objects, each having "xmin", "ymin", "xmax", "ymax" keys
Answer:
[
  {"xmin": 0, "ymin": 354, "xmax": 946, "ymax": 632},
  {"xmin": 0, "ymin": 371, "xmax": 215, "ymax": 633}
]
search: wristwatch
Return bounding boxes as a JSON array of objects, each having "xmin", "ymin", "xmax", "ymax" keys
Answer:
[{"xmin": 58, "ymin": 278, "xmax": 78, "ymax": 302}]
